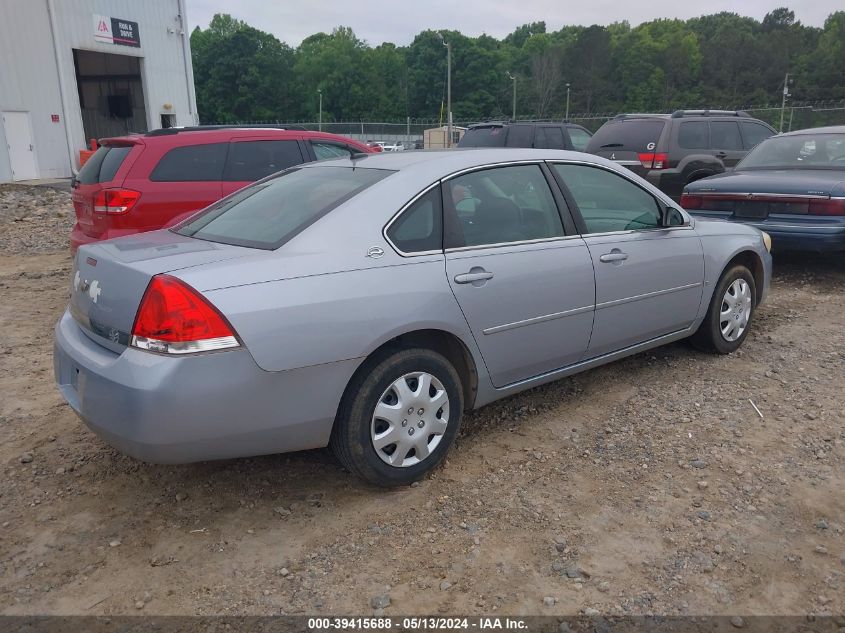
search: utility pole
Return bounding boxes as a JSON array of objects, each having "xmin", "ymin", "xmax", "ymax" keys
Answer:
[
  {"xmin": 779, "ymin": 73, "xmax": 791, "ymax": 133},
  {"xmin": 445, "ymin": 40, "xmax": 452, "ymax": 147},
  {"xmin": 565, "ymin": 83, "xmax": 571, "ymax": 121},
  {"xmin": 507, "ymin": 72, "xmax": 517, "ymax": 120},
  {"xmin": 437, "ymin": 32, "xmax": 452, "ymax": 148},
  {"xmin": 317, "ymin": 89, "xmax": 322, "ymax": 132}
]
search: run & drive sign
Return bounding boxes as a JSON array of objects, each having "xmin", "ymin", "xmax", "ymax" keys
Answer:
[{"xmin": 93, "ymin": 14, "xmax": 141, "ymax": 48}]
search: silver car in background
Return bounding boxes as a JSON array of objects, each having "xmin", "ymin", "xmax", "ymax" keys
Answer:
[{"xmin": 54, "ymin": 149, "xmax": 772, "ymax": 486}]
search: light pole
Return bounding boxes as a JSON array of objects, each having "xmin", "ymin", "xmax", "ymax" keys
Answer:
[
  {"xmin": 565, "ymin": 83, "xmax": 571, "ymax": 121},
  {"xmin": 437, "ymin": 32, "xmax": 452, "ymax": 148},
  {"xmin": 317, "ymin": 89, "xmax": 322, "ymax": 132},
  {"xmin": 779, "ymin": 73, "xmax": 792, "ymax": 133},
  {"xmin": 507, "ymin": 72, "xmax": 517, "ymax": 120}
]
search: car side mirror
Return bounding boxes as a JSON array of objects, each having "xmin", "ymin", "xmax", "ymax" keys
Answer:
[{"xmin": 661, "ymin": 206, "xmax": 688, "ymax": 228}]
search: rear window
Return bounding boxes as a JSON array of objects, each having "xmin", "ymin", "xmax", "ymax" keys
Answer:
[
  {"xmin": 586, "ymin": 119, "xmax": 666, "ymax": 152},
  {"xmin": 77, "ymin": 145, "xmax": 132, "ymax": 184},
  {"xmin": 150, "ymin": 143, "xmax": 228, "ymax": 182},
  {"xmin": 458, "ymin": 126, "xmax": 507, "ymax": 148},
  {"xmin": 175, "ymin": 166, "xmax": 392, "ymax": 249}
]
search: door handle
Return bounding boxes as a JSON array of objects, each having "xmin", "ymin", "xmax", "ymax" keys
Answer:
[
  {"xmin": 599, "ymin": 251, "xmax": 628, "ymax": 263},
  {"xmin": 715, "ymin": 151, "xmax": 727, "ymax": 158},
  {"xmin": 454, "ymin": 270, "xmax": 494, "ymax": 284}
]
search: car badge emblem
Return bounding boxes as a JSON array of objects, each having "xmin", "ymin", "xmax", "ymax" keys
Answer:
[
  {"xmin": 746, "ymin": 193, "xmax": 754, "ymax": 200},
  {"xmin": 610, "ymin": 153, "xmax": 616, "ymax": 160},
  {"xmin": 366, "ymin": 246, "xmax": 385, "ymax": 259}
]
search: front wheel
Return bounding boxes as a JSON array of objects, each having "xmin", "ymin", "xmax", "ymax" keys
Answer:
[
  {"xmin": 691, "ymin": 265, "xmax": 756, "ymax": 354},
  {"xmin": 331, "ymin": 348, "xmax": 463, "ymax": 487}
]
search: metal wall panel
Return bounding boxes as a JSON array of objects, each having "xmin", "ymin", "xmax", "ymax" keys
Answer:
[{"xmin": 0, "ymin": 0, "xmax": 197, "ymax": 181}]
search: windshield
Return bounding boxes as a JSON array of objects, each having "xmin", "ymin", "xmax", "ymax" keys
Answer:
[
  {"xmin": 738, "ymin": 133, "xmax": 845, "ymax": 170},
  {"xmin": 174, "ymin": 166, "xmax": 392, "ymax": 249}
]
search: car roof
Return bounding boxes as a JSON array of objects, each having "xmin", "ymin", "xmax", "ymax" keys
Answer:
[
  {"xmin": 303, "ymin": 147, "xmax": 613, "ymax": 175},
  {"xmin": 466, "ymin": 121, "xmax": 584, "ymax": 129},
  {"xmin": 780, "ymin": 125, "xmax": 845, "ymax": 136},
  {"xmin": 99, "ymin": 128, "xmax": 368, "ymax": 147}
]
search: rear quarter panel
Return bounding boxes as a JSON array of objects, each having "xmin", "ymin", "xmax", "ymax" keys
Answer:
[{"xmin": 204, "ymin": 258, "xmax": 477, "ymax": 373}]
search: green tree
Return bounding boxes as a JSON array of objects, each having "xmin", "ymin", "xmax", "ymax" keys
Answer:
[{"xmin": 191, "ymin": 14, "xmax": 295, "ymax": 122}]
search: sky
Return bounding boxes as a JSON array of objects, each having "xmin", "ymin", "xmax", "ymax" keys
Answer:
[{"xmin": 186, "ymin": 0, "xmax": 841, "ymax": 47}]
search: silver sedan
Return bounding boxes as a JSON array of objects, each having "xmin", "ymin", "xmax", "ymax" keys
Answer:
[{"xmin": 54, "ymin": 149, "xmax": 772, "ymax": 486}]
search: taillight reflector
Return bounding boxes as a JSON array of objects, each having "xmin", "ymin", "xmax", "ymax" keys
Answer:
[
  {"xmin": 638, "ymin": 152, "xmax": 669, "ymax": 170},
  {"xmin": 93, "ymin": 188, "xmax": 140, "ymax": 214},
  {"xmin": 680, "ymin": 194, "xmax": 702, "ymax": 209},
  {"xmin": 131, "ymin": 275, "xmax": 239, "ymax": 354},
  {"xmin": 808, "ymin": 198, "xmax": 845, "ymax": 216}
]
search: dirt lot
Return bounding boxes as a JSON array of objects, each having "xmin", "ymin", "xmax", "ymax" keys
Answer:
[{"xmin": 0, "ymin": 184, "xmax": 843, "ymax": 617}]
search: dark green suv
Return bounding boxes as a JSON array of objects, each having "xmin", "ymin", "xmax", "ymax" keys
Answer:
[
  {"xmin": 586, "ymin": 110, "xmax": 776, "ymax": 200},
  {"xmin": 458, "ymin": 121, "xmax": 593, "ymax": 152}
]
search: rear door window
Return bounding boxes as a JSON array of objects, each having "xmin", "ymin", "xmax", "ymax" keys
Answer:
[
  {"xmin": 77, "ymin": 146, "xmax": 132, "ymax": 184},
  {"xmin": 443, "ymin": 164, "xmax": 564, "ymax": 248},
  {"xmin": 505, "ymin": 125, "xmax": 534, "ymax": 148},
  {"xmin": 586, "ymin": 120, "xmax": 666, "ymax": 153},
  {"xmin": 710, "ymin": 121, "xmax": 743, "ymax": 150},
  {"xmin": 175, "ymin": 166, "xmax": 392, "ymax": 249},
  {"xmin": 678, "ymin": 121, "xmax": 709, "ymax": 149},
  {"xmin": 150, "ymin": 143, "xmax": 228, "ymax": 182},
  {"xmin": 223, "ymin": 140, "xmax": 304, "ymax": 181},
  {"xmin": 535, "ymin": 127, "xmax": 566, "ymax": 149},
  {"xmin": 740, "ymin": 121, "xmax": 774, "ymax": 150}
]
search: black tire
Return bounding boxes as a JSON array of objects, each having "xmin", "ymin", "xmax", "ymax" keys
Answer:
[
  {"xmin": 691, "ymin": 265, "xmax": 757, "ymax": 354},
  {"xmin": 330, "ymin": 348, "xmax": 464, "ymax": 487}
]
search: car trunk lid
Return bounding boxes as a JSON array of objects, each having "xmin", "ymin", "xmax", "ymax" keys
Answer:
[
  {"xmin": 69, "ymin": 230, "xmax": 256, "ymax": 353},
  {"xmin": 682, "ymin": 170, "xmax": 845, "ymax": 217}
]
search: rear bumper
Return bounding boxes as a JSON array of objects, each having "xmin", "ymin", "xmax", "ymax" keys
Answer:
[
  {"xmin": 689, "ymin": 211, "xmax": 845, "ymax": 252},
  {"xmin": 53, "ymin": 310, "xmax": 358, "ymax": 463}
]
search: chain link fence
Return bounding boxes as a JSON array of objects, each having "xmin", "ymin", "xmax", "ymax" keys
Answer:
[{"xmin": 203, "ymin": 101, "xmax": 845, "ymax": 146}]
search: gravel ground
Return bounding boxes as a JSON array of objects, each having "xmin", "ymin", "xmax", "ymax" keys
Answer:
[{"xmin": 0, "ymin": 185, "xmax": 843, "ymax": 617}]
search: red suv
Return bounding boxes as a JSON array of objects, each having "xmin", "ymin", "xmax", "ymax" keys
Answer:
[{"xmin": 70, "ymin": 126, "xmax": 374, "ymax": 253}]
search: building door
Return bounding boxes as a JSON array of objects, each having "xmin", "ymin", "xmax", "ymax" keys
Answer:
[{"xmin": 2, "ymin": 112, "xmax": 38, "ymax": 181}]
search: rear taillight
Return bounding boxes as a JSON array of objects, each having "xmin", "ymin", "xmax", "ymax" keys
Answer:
[
  {"xmin": 638, "ymin": 152, "xmax": 669, "ymax": 170},
  {"xmin": 93, "ymin": 188, "xmax": 140, "ymax": 214},
  {"xmin": 808, "ymin": 198, "xmax": 845, "ymax": 216},
  {"xmin": 680, "ymin": 194, "xmax": 702, "ymax": 209},
  {"xmin": 131, "ymin": 275, "xmax": 239, "ymax": 354}
]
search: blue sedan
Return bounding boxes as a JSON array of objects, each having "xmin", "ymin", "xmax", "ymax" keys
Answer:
[{"xmin": 682, "ymin": 126, "xmax": 845, "ymax": 252}]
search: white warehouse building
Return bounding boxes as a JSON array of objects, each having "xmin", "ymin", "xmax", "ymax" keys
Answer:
[{"xmin": 0, "ymin": 0, "xmax": 198, "ymax": 182}]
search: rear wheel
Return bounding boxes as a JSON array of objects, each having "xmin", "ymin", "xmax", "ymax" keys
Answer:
[
  {"xmin": 331, "ymin": 348, "xmax": 463, "ymax": 487},
  {"xmin": 691, "ymin": 265, "xmax": 756, "ymax": 354}
]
